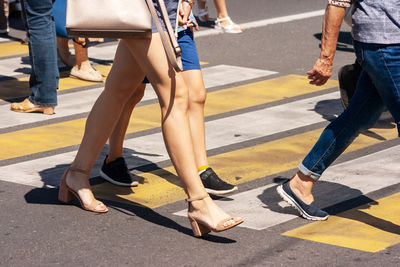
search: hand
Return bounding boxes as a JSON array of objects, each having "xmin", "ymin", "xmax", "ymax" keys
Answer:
[
  {"xmin": 178, "ymin": 1, "xmax": 199, "ymax": 31},
  {"xmin": 178, "ymin": 2, "xmax": 191, "ymax": 28},
  {"xmin": 306, "ymin": 58, "xmax": 333, "ymax": 86}
]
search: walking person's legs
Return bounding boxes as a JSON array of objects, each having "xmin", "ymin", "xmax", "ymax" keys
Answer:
[
  {"xmin": 277, "ymin": 41, "xmax": 400, "ymax": 220},
  {"xmin": 59, "ymin": 35, "xmax": 242, "ymax": 235},
  {"xmin": 11, "ymin": 0, "xmax": 58, "ymax": 114}
]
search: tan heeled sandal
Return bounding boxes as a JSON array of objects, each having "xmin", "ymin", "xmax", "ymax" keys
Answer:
[
  {"xmin": 187, "ymin": 194, "xmax": 243, "ymax": 237},
  {"xmin": 58, "ymin": 166, "xmax": 108, "ymax": 213}
]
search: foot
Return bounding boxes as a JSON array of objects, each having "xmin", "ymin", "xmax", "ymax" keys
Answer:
[
  {"xmin": 65, "ymin": 168, "xmax": 108, "ymax": 212},
  {"xmin": 195, "ymin": 0, "xmax": 209, "ymax": 22},
  {"xmin": 100, "ymin": 156, "xmax": 139, "ymax": 187},
  {"xmin": 215, "ymin": 17, "xmax": 242, "ymax": 34},
  {"xmin": 10, "ymin": 98, "xmax": 55, "ymax": 115},
  {"xmin": 70, "ymin": 60, "xmax": 103, "ymax": 82},
  {"xmin": 200, "ymin": 168, "xmax": 238, "ymax": 195},
  {"xmin": 277, "ymin": 180, "xmax": 328, "ymax": 221},
  {"xmin": 188, "ymin": 195, "xmax": 242, "ymax": 231},
  {"xmin": 0, "ymin": 27, "xmax": 9, "ymax": 34}
]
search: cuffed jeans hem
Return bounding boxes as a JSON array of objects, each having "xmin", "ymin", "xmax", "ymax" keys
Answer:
[
  {"xmin": 298, "ymin": 163, "xmax": 321, "ymax": 181},
  {"xmin": 28, "ymin": 96, "xmax": 57, "ymax": 107}
]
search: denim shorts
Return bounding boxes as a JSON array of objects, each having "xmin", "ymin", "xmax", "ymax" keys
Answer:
[{"xmin": 143, "ymin": 28, "xmax": 201, "ymax": 83}]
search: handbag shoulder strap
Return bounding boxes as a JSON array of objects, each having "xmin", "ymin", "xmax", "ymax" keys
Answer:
[{"xmin": 146, "ymin": 0, "xmax": 183, "ymax": 72}]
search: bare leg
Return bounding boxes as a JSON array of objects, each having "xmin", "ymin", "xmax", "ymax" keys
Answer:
[
  {"xmin": 108, "ymin": 83, "xmax": 146, "ymax": 161},
  {"xmin": 212, "ymin": 0, "xmax": 242, "ymax": 31},
  {"xmin": 67, "ymin": 33, "xmax": 241, "ymax": 227},
  {"xmin": 122, "ymin": 35, "xmax": 240, "ymax": 228},
  {"xmin": 183, "ymin": 70, "xmax": 208, "ymax": 167},
  {"xmin": 64, "ymin": 41, "xmax": 145, "ymax": 209},
  {"xmin": 56, "ymin": 36, "xmax": 74, "ymax": 68},
  {"xmin": 72, "ymin": 39, "xmax": 103, "ymax": 82}
]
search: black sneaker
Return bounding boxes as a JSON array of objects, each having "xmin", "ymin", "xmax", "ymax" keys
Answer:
[
  {"xmin": 199, "ymin": 168, "xmax": 238, "ymax": 195},
  {"xmin": 276, "ymin": 180, "xmax": 329, "ymax": 221},
  {"xmin": 100, "ymin": 156, "xmax": 139, "ymax": 187}
]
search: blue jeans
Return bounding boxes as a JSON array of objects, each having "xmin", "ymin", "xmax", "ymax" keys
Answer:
[
  {"xmin": 299, "ymin": 41, "xmax": 400, "ymax": 180},
  {"xmin": 21, "ymin": 0, "xmax": 59, "ymax": 107}
]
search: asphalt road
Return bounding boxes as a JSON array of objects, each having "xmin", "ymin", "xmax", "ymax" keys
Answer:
[{"xmin": 1, "ymin": 0, "xmax": 400, "ymax": 266}]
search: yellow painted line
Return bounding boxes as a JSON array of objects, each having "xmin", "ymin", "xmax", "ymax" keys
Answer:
[
  {"xmin": 0, "ymin": 75, "xmax": 337, "ymax": 161},
  {"xmin": 199, "ymin": 61, "xmax": 208, "ymax": 65},
  {"xmin": 283, "ymin": 192, "xmax": 400, "ymax": 252},
  {"xmin": 0, "ymin": 42, "xmax": 28, "ymax": 58},
  {"xmin": 1, "ymin": 61, "xmax": 208, "ymax": 101},
  {"xmin": 92, "ymin": 125, "xmax": 398, "ymax": 208}
]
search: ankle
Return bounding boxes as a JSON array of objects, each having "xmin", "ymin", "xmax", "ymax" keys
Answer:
[{"xmin": 289, "ymin": 172, "xmax": 315, "ymax": 204}]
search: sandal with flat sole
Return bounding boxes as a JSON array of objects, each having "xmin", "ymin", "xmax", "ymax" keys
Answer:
[
  {"xmin": 58, "ymin": 166, "xmax": 108, "ymax": 213},
  {"xmin": 215, "ymin": 17, "xmax": 243, "ymax": 34},
  {"xmin": 10, "ymin": 98, "xmax": 55, "ymax": 115},
  {"xmin": 187, "ymin": 194, "xmax": 243, "ymax": 237}
]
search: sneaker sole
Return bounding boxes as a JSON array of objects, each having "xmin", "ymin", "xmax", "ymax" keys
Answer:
[
  {"xmin": 205, "ymin": 186, "xmax": 238, "ymax": 196},
  {"xmin": 276, "ymin": 185, "xmax": 329, "ymax": 221},
  {"xmin": 99, "ymin": 170, "xmax": 139, "ymax": 187}
]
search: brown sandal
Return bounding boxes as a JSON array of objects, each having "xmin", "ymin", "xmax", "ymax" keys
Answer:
[
  {"xmin": 58, "ymin": 166, "xmax": 108, "ymax": 213},
  {"xmin": 187, "ymin": 194, "xmax": 243, "ymax": 237},
  {"xmin": 10, "ymin": 98, "xmax": 55, "ymax": 115}
]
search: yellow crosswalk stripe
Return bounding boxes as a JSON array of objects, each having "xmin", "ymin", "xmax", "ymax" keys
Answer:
[
  {"xmin": 0, "ymin": 41, "xmax": 28, "ymax": 58},
  {"xmin": 0, "ymin": 75, "xmax": 337, "ymax": 161},
  {"xmin": 283, "ymin": 192, "xmax": 400, "ymax": 252},
  {"xmin": 92, "ymin": 126, "xmax": 398, "ymax": 208},
  {"xmin": 0, "ymin": 65, "xmax": 112, "ymax": 101},
  {"xmin": 1, "ymin": 62, "xmax": 209, "ymax": 101}
]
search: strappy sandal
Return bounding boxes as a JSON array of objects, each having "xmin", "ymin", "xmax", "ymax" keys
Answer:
[
  {"xmin": 10, "ymin": 98, "xmax": 55, "ymax": 115},
  {"xmin": 58, "ymin": 166, "xmax": 108, "ymax": 213},
  {"xmin": 187, "ymin": 194, "xmax": 243, "ymax": 237},
  {"xmin": 215, "ymin": 16, "xmax": 243, "ymax": 34},
  {"xmin": 195, "ymin": 0, "xmax": 209, "ymax": 22}
]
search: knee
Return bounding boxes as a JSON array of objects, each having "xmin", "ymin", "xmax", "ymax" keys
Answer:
[
  {"xmin": 161, "ymin": 85, "xmax": 189, "ymax": 114},
  {"xmin": 189, "ymin": 87, "xmax": 207, "ymax": 107},
  {"xmin": 104, "ymin": 77, "xmax": 138, "ymax": 102},
  {"xmin": 126, "ymin": 84, "xmax": 146, "ymax": 108}
]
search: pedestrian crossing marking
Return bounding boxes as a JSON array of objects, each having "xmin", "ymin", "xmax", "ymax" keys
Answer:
[
  {"xmin": 92, "ymin": 125, "xmax": 398, "ymax": 208},
  {"xmin": 283, "ymin": 192, "xmax": 400, "ymax": 252},
  {"xmin": 0, "ymin": 75, "xmax": 337, "ymax": 161},
  {"xmin": 0, "ymin": 41, "xmax": 28, "ymax": 58},
  {"xmin": 0, "ymin": 61, "xmax": 208, "ymax": 101}
]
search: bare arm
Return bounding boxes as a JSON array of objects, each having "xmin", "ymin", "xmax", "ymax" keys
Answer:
[{"xmin": 307, "ymin": 4, "xmax": 346, "ymax": 86}]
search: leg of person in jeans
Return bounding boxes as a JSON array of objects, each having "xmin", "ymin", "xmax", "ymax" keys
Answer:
[
  {"xmin": 277, "ymin": 42, "xmax": 400, "ymax": 221},
  {"xmin": 10, "ymin": 0, "xmax": 58, "ymax": 114},
  {"xmin": 0, "ymin": 0, "xmax": 9, "ymax": 34}
]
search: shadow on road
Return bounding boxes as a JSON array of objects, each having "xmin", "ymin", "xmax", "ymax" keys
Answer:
[
  {"xmin": 257, "ymin": 177, "xmax": 400, "ymax": 235},
  {"xmin": 24, "ymin": 145, "xmax": 237, "ymax": 243}
]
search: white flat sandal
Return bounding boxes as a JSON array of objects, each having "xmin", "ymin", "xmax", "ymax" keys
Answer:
[{"xmin": 215, "ymin": 16, "xmax": 243, "ymax": 34}]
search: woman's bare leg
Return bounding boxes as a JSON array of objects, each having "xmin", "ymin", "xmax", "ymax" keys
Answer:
[
  {"xmin": 108, "ymin": 84, "xmax": 146, "ymax": 161},
  {"xmin": 65, "ymin": 41, "xmax": 145, "ymax": 208},
  {"xmin": 122, "ymin": 34, "xmax": 240, "ymax": 227},
  {"xmin": 183, "ymin": 70, "xmax": 208, "ymax": 167}
]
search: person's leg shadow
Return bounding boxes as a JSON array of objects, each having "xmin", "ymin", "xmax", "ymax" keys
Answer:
[
  {"xmin": 258, "ymin": 177, "xmax": 400, "ymax": 235},
  {"xmin": 24, "ymin": 145, "xmax": 236, "ymax": 243}
]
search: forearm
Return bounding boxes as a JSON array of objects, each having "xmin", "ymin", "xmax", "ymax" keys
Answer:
[{"xmin": 319, "ymin": 4, "xmax": 346, "ymax": 64}]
